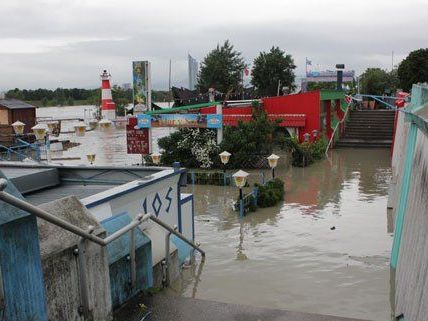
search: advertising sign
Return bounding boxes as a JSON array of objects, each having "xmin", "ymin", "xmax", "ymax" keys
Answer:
[
  {"xmin": 132, "ymin": 61, "xmax": 151, "ymax": 114},
  {"xmin": 137, "ymin": 114, "xmax": 222, "ymax": 129},
  {"xmin": 306, "ymin": 70, "xmax": 355, "ymax": 83},
  {"xmin": 126, "ymin": 117, "xmax": 150, "ymax": 154}
]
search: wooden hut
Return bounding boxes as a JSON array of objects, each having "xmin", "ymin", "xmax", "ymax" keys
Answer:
[{"xmin": 0, "ymin": 99, "xmax": 36, "ymax": 144}]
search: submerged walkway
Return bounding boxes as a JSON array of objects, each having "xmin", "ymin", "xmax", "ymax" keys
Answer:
[{"xmin": 115, "ymin": 294, "xmax": 370, "ymax": 321}]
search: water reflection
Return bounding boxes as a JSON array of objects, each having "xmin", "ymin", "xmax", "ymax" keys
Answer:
[{"xmin": 177, "ymin": 148, "xmax": 392, "ymax": 321}]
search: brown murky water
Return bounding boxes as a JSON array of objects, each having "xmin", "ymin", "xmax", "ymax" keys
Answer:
[{"xmin": 38, "ymin": 106, "xmax": 393, "ymax": 321}]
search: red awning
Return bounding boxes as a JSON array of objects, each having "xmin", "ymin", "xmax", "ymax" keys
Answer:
[{"xmin": 223, "ymin": 114, "xmax": 306, "ymax": 127}]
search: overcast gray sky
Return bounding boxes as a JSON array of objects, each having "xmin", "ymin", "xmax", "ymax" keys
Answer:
[{"xmin": 1, "ymin": 0, "xmax": 427, "ymax": 90}]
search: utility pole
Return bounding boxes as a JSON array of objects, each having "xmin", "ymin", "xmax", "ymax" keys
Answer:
[
  {"xmin": 168, "ymin": 59, "xmax": 172, "ymax": 107},
  {"xmin": 392, "ymin": 51, "xmax": 394, "ymax": 71}
]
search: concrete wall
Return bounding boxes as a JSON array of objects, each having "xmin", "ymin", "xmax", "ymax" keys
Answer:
[
  {"xmin": 0, "ymin": 171, "xmax": 48, "ymax": 321},
  {"xmin": 394, "ymin": 128, "xmax": 428, "ymax": 320},
  {"xmin": 389, "ymin": 84, "xmax": 428, "ymax": 321},
  {"xmin": 39, "ymin": 196, "xmax": 112, "ymax": 321}
]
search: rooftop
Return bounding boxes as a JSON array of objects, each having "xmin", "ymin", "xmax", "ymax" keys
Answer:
[{"xmin": 0, "ymin": 99, "xmax": 36, "ymax": 110}]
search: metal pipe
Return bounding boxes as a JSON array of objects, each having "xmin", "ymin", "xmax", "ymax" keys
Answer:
[
  {"xmin": 129, "ymin": 228, "xmax": 136, "ymax": 291},
  {"xmin": 77, "ymin": 236, "xmax": 92, "ymax": 320},
  {"xmin": 164, "ymin": 230, "xmax": 172, "ymax": 287},
  {"xmin": 149, "ymin": 215, "xmax": 206, "ymax": 258},
  {"xmin": 103, "ymin": 214, "xmax": 149, "ymax": 244}
]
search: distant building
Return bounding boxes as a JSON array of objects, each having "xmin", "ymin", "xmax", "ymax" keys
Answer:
[
  {"xmin": 122, "ymin": 83, "xmax": 132, "ymax": 90},
  {"xmin": 188, "ymin": 54, "xmax": 198, "ymax": 90},
  {"xmin": 0, "ymin": 99, "xmax": 36, "ymax": 139}
]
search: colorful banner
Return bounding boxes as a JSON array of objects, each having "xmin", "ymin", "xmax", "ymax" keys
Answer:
[
  {"xmin": 132, "ymin": 61, "xmax": 151, "ymax": 114},
  {"xmin": 137, "ymin": 114, "xmax": 222, "ymax": 129},
  {"xmin": 127, "ymin": 117, "xmax": 150, "ymax": 154}
]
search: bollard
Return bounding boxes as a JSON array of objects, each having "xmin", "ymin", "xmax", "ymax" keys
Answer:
[{"xmin": 173, "ymin": 162, "xmax": 180, "ymax": 172}]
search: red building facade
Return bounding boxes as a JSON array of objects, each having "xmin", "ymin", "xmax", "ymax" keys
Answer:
[{"xmin": 201, "ymin": 90, "xmax": 346, "ymax": 144}]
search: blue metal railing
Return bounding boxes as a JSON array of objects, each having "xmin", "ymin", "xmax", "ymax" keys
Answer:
[{"xmin": 0, "ymin": 139, "xmax": 40, "ymax": 162}]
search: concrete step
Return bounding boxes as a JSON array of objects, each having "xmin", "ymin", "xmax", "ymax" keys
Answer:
[
  {"xmin": 345, "ymin": 126, "xmax": 394, "ymax": 130},
  {"xmin": 345, "ymin": 129, "xmax": 392, "ymax": 137},
  {"xmin": 345, "ymin": 124, "xmax": 394, "ymax": 132},
  {"xmin": 343, "ymin": 135, "xmax": 392, "ymax": 140},
  {"xmin": 351, "ymin": 110, "xmax": 395, "ymax": 113},
  {"xmin": 346, "ymin": 122, "xmax": 394, "ymax": 127},
  {"xmin": 336, "ymin": 138, "xmax": 392, "ymax": 148},
  {"xmin": 347, "ymin": 119, "xmax": 395, "ymax": 123}
]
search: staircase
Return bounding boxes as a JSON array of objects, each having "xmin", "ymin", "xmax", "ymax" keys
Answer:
[{"xmin": 336, "ymin": 110, "xmax": 396, "ymax": 148}]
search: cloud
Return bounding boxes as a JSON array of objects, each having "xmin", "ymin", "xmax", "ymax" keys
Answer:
[{"xmin": 0, "ymin": 0, "xmax": 427, "ymax": 90}]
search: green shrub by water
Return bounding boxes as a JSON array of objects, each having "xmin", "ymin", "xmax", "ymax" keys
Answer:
[
  {"xmin": 281, "ymin": 136, "xmax": 327, "ymax": 167},
  {"xmin": 255, "ymin": 178, "xmax": 285, "ymax": 208}
]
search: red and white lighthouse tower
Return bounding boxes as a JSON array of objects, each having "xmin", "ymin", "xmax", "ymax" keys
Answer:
[{"xmin": 100, "ymin": 70, "xmax": 116, "ymax": 120}]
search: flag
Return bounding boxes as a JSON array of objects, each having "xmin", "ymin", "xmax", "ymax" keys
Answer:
[{"xmin": 306, "ymin": 58, "xmax": 312, "ymax": 66}]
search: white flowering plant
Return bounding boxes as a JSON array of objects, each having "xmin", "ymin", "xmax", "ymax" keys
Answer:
[{"xmin": 157, "ymin": 128, "xmax": 220, "ymax": 168}]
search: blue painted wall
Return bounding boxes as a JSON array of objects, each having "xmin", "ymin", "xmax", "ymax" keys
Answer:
[
  {"xmin": 101, "ymin": 212, "xmax": 153, "ymax": 309},
  {"xmin": 0, "ymin": 172, "xmax": 47, "ymax": 321}
]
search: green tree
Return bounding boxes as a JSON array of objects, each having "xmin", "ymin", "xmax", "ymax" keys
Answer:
[
  {"xmin": 397, "ymin": 48, "xmax": 428, "ymax": 91},
  {"xmin": 359, "ymin": 68, "xmax": 391, "ymax": 95},
  {"xmin": 251, "ymin": 46, "xmax": 296, "ymax": 96},
  {"xmin": 197, "ymin": 40, "xmax": 246, "ymax": 93}
]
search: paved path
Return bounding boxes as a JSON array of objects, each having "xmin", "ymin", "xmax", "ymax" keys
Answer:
[{"xmin": 114, "ymin": 294, "xmax": 371, "ymax": 321}]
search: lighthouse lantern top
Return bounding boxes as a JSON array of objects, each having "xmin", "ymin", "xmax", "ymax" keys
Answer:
[{"xmin": 100, "ymin": 70, "xmax": 111, "ymax": 80}]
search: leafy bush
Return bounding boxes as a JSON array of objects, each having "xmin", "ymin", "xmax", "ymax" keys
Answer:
[
  {"xmin": 281, "ymin": 136, "xmax": 327, "ymax": 167},
  {"xmin": 220, "ymin": 101, "xmax": 279, "ymax": 168},
  {"xmin": 255, "ymin": 178, "xmax": 285, "ymax": 208}
]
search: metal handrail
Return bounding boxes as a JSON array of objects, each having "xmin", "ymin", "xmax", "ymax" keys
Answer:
[
  {"xmin": 325, "ymin": 102, "xmax": 352, "ymax": 155},
  {"xmin": 0, "ymin": 178, "xmax": 205, "ymax": 257}
]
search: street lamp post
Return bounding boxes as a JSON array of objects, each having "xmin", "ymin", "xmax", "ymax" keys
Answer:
[
  {"xmin": 47, "ymin": 121, "xmax": 59, "ymax": 137},
  {"xmin": 99, "ymin": 119, "xmax": 112, "ymax": 131},
  {"xmin": 74, "ymin": 121, "xmax": 87, "ymax": 137},
  {"xmin": 150, "ymin": 152, "xmax": 161, "ymax": 166},
  {"xmin": 32, "ymin": 123, "xmax": 50, "ymax": 163},
  {"xmin": 232, "ymin": 170, "xmax": 249, "ymax": 218},
  {"xmin": 219, "ymin": 151, "xmax": 231, "ymax": 185},
  {"xmin": 267, "ymin": 154, "xmax": 280, "ymax": 179},
  {"xmin": 312, "ymin": 130, "xmax": 318, "ymax": 141},
  {"xmin": 11, "ymin": 121, "xmax": 25, "ymax": 136},
  {"xmin": 86, "ymin": 154, "xmax": 96, "ymax": 165},
  {"xmin": 303, "ymin": 133, "xmax": 311, "ymax": 142}
]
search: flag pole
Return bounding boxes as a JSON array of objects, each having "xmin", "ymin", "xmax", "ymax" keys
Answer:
[{"xmin": 305, "ymin": 57, "xmax": 307, "ymax": 76}]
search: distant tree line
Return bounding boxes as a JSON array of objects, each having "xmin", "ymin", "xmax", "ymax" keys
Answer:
[{"xmin": 5, "ymin": 87, "xmax": 170, "ymax": 107}]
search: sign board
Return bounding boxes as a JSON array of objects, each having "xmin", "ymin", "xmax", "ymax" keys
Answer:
[
  {"xmin": 126, "ymin": 117, "xmax": 150, "ymax": 154},
  {"xmin": 136, "ymin": 114, "xmax": 222, "ymax": 129},
  {"xmin": 305, "ymin": 70, "xmax": 355, "ymax": 83},
  {"xmin": 132, "ymin": 61, "xmax": 151, "ymax": 114}
]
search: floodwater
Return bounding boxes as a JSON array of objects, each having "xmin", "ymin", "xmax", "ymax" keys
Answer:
[{"xmin": 37, "ymin": 106, "xmax": 393, "ymax": 321}]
